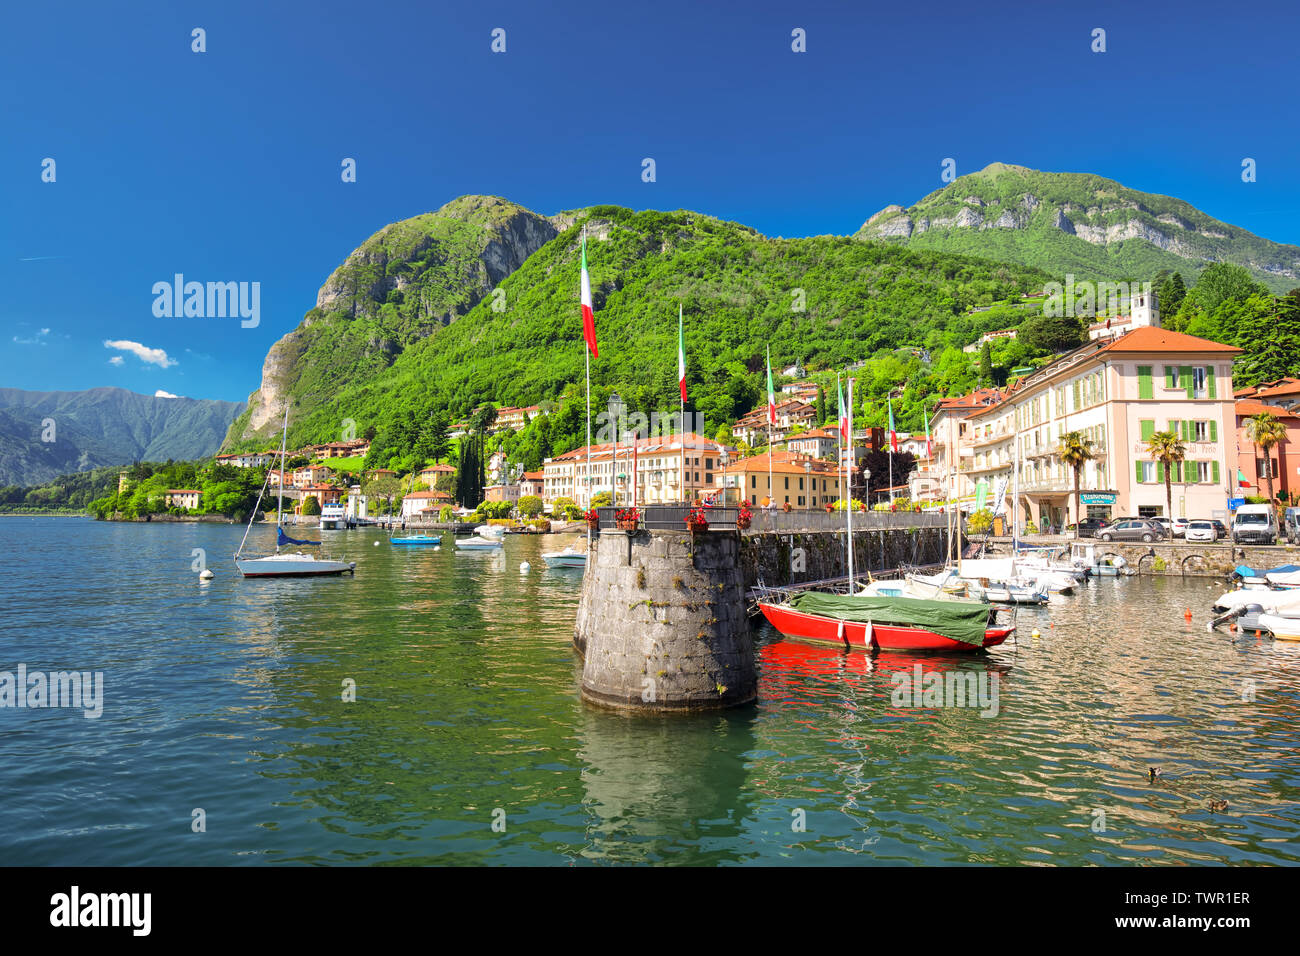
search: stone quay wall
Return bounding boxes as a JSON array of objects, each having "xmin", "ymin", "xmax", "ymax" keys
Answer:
[{"xmin": 738, "ymin": 526, "xmax": 956, "ymax": 590}]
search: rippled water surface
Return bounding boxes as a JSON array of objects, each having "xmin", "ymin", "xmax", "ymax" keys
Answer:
[{"xmin": 1, "ymin": 517, "xmax": 1298, "ymax": 865}]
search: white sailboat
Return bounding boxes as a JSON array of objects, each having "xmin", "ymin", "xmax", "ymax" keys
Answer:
[{"xmin": 234, "ymin": 407, "xmax": 356, "ymax": 578}]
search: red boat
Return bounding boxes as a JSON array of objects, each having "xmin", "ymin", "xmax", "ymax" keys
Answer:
[{"xmin": 758, "ymin": 594, "xmax": 1013, "ymax": 653}]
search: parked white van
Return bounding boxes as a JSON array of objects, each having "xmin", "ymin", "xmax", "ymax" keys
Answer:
[{"xmin": 1232, "ymin": 503, "xmax": 1278, "ymax": 545}]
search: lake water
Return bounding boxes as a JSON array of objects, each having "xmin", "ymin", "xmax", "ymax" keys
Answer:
[{"xmin": 1, "ymin": 517, "xmax": 1297, "ymax": 865}]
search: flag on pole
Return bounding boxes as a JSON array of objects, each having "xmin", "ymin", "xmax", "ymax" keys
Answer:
[
  {"xmin": 766, "ymin": 346, "xmax": 776, "ymax": 425},
  {"xmin": 924, "ymin": 410, "xmax": 932, "ymax": 458},
  {"xmin": 888, "ymin": 395, "xmax": 898, "ymax": 453},
  {"xmin": 837, "ymin": 374, "xmax": 848, "ymax": 442},
  {"xmin": 579, "ymin": 234, "xmax": 598, "ymax": 358},
  {"xmin": 677, "ymin": 304, "xmax": 687, "ymax": 402}
]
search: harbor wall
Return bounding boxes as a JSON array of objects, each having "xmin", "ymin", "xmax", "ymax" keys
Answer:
[
  {"xmin": 574, "ymin": 530, "xmax": 756, "ymax": 713},
  {"xmin": 738, "ymin": 526, "xmax": 955, "ymax": 590}
]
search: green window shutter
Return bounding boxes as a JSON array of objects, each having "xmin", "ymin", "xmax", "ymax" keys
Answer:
[
  {"xmin": 1165, "ymin": 366, "xmax": 1174, "ymax": 388},
  {"xmin": 1157, "ymin": 461, "xmax": 1165, "ymax": 483},
  {"xmin": 1181, "ymin": 366, "xmax": 1194, "ymax": 399},
  {"xmin": 1138, "ymin": 366, "xmax": 1153, "ymax": 400},
  {"xmin": 1140, "ymin": 419, "xmax": 1155, "ymax": 441},
  {"xmin": 1174, "ymin": 461, "xmax": 1183, "ymax": 483},
  {"xmin": 1212, "ymin": 460, "xmax": 1220, "ymax": 484},
  {"xmin": 1135, "ymin": 461, "xmax": 1144, "ymax": 483},
  {"xmin": 1209, "ymin": 420, "xmax": 1217, "ymax": 442},
  {"xmin": 1168, "ymin": 419, "xmax": 1180, "ymax": 438},
  {"xmin": 1073, "ymin": 381, "xmax": 1081, "ymax": 409},
  {"xmin": 1207, "ymin": 366, "xmax": 1216, "ymax": 399}
]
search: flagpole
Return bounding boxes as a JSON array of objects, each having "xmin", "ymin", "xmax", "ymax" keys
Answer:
[
  {"xmin": 583, "ymin": 225, "xmax": 592, "ymax": 550},
  {"xmin": 846, "ymin": 376, "xmax": 855, "ymax": 591},
  {"xmin": 766, "ymin": 346, "xmax": 773, "ymax": 511}
]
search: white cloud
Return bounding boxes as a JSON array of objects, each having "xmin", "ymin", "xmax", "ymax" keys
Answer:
[
  {"xmin": 12, "ymin": 328, "xmax": 51, "ymax": 345},
  {"xmin": 103, "ymin": 339, "xmax": 177, "ymax": 368},
  {"xmin": 154, "ymin": 389, "xmax": 180, "ymax": 398},
  {"xmin": 108, "ymin": 356, "xmax": 124, "ymax": 366}
]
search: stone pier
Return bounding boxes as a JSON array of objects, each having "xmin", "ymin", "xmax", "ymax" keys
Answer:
[{"xmin": 574, "ymin": 530, "xmax": 756, "ymax": 712}]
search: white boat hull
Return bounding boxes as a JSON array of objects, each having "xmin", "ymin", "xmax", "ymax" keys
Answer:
[
  {"xmin": 1259, "ymin": 612, "xmax": 1300, "ymax": 640},
  {"xmin": 236, "ymin": 553, "xmax": 356, "ymax": 577},
  {"xmin": 456, "ymin": 536, "xmax": 504, "ymax": 550},
  {"xmin": 542, "ymin": 552, "xmax": 587, "ymax": 568}
]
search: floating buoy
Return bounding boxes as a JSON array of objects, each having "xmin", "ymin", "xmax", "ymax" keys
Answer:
[
  {"xmin": 1256, "ymin": 629, "xmax": 1262, "ymax": 638},
  {"xmin": 199, "ymin": 569, "xmax": 214, "ymax": 580},
  {"xmin": 519, "ymin": 561, "xmax": 531, "ymax": 573},
  {"xmin": 434, "ymin": 545, "xmax": 440, "ymax": 551},
  {"xmin": 1031, "ymin": 629, "xmax": 1041, "ymax": 639},
  {"xmin": 1184, "ymin": 608, "xmax": 1193, "ymax": 622},
  {"xmin": 373, "ymin": 541, "xmax": 381, "ymax": 546}
]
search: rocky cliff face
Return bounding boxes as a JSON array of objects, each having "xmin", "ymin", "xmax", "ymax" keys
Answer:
[
  {"xmin": 230, "ymin": 196, "xmax": 558, "ymax": 443},
  {"xmin": 857, "ymin": 163, "xmax": 1300, "ymax": 290}
]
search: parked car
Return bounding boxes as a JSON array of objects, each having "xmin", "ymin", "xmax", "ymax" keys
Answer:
[
  {"xmin": 1232, "ymin": 504, "xmax": 1278, "ymax": 545},
  {"xmin": 1211, "ymin": 519, "xmax": 1229, "ymax": 538},
  {"xmin": 1151, "ymin": 516, "xmax": 1173, "ymax": 536},
  {"xmin": 1283, "ymin": 507, "xmax": 1300, "ymax": 545},
  {"xmin": 1097, "ymin": 519, "xmax": 1167, "ymax": 543},
  {"xmin": 1065, "ymin": 518, "xmax": 1111, "ymax": 537},
  {"xmin": 1170, "ymin": 517, "xmax": 1189, "ymax": 538},
  {"xmin": 1185, "ymin": 519, "xmax": 1218, "ymax": 542}
]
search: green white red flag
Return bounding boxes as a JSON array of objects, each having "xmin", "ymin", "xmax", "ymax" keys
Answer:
[
  {"xmin": 837, "ymin": 373, "xmax": 848, "ymax": 442},
  {"xmin": 580, "ymin": 234, "xmax": 597, "ymax": 358},
  {"xmin": 678, "ymin": 304, "xmax": 687, "ymax": 402},
  {"xmin": 888, "ymin": 395, "xmax": 898, "ymax": 453}
]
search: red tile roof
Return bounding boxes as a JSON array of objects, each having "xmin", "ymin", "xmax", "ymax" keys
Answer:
[
  {"xmin": 1236, "ymin": 399, "xmax": 1298, "ymax": 419},
  {"xmin": 1097, "ymin": 326, "xmax": 1241, "ymax": 354}
]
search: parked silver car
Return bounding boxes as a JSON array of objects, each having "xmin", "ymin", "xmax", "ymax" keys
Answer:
[
  {"xmin": 1097, "ymin": 519, "xmax": 1167, "ymax": 542},
  {"xmin": 1184, "ymin": 519, "xmax": 1217, "ymax": 542}
]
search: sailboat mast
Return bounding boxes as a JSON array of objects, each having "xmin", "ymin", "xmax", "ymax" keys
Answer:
[
  {"xmin": 846, "ymin": 376, "xmax": 854, "ymax": 591},
  {"xmin": 276, "ymin": 403, "xmax": 288, "ymax": 544}
]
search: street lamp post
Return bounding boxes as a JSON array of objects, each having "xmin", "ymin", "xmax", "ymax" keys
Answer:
[
  {"xmin": 863, "ymin": 467, "xmax": 871, "ymax": 572},
  {"xmin": 719, "ymin": 447, "xmax": 730, "ymax": 507},
  {"xmin": 803, "ymin": 459, "xmax": 813, "ymax": 512}
]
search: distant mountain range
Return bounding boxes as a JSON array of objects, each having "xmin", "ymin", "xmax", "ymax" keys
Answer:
[
  {"xmin": 857, "ymin": 163, "xmax": 1300, "ymax": 292},
  {"xmin": 0, "ymin": 387, "xmax": 244, "ymax": 486}
]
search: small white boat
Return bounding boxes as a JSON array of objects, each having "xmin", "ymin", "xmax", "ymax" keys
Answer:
[
  {"xmin": 1259, "ymin": 611, "xmax": 1300, "ymax": 640},
  {"xmin": 236, "ymin": 552, "xmax": 356, "ymax": 577},
  {"xmin": 541, "ymin": 545, "xmax": 587, "ymax": 568},
  {"xmin": 456, "ymin": 535, "xmax": 504, "ymax": 550},
  {"xmin": 474, "ymin": 524, "xmax": 506, "ymax": 538},
  {"xmin": 1212, "ymin": 585, "xmax": 1300, "ymax": 614}
]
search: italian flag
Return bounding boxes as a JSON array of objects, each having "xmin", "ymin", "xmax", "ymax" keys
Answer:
[
  {"xmin": 677, "ymin": 304, "xmax": 687, "ymax": 402},
  {"xmin": 837, "ymin": 373, "xmax": 848, "ymax": 442},
  {"xmin": 924, "ymin": 410, "xmax": 932, "ymax": 458},
  {"xmin": 580, "ymin": 233, "xmax": 597, "ymax": 358},
  {"xmin": 888, "ymin": 395, "xmax": 898, "ymax": 453},
  {"xmin": 766, "ymin": 346, "xmax": 776, "ymax": 425}
]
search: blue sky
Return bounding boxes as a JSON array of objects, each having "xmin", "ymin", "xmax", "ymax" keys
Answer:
[{"xmin": 3, "ymin": 0, "xmax": 1297, "ymax": 403}]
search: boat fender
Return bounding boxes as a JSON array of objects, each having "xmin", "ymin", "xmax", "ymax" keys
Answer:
[
  {"xmin": 199, "ymin": 569, "xmax": 214, "ymax": 580},
  {"xmin": 520, "ymin": 562, "xmax": 531, "ymax": 573},
  {"xmin": 374, "ymin": 541, "xmax": 380, "ymax": 546},
  {"xmin": 1031, "ymin": 629, "xmax": 1040, "ymax": 639}
]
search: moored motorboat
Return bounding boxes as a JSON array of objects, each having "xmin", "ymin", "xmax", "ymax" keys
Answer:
[
  {"xmin": 759, "ymin": 592, "xmax": 1013, "ymax": 653},
  {"xmin": 1259, "ymin": 611, "xmax": 1300, "ymax": 640},
  {"xmin": 235, "ymin": 551, "xmax": 356, "ymax": 577},
  {"xmin": 456, "ymin": 534, "xmax": 504, "ymax": 550},
  {"xmin": 390, "ymin": 533, "xmax": 444, "ymax": 546},
  {"xmin": 541, "ymin": 545, "xmax": 587, "ymax": 568}
]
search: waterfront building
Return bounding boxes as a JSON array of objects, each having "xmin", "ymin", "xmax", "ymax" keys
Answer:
[
  {"xmin": 732, "ymin": 399, "xmax": 816, "ymax": 446},
  {"xmin": 1234, "ymin": 399, "xmax": 1300, "ymax": 501},
  {"xmin": 786, "ymin": 427, "xmax": 838, "ymax": 459},
  {"xmin": 400, "ymin": 489, "xmax": 453, "ymax": 518},
  {"xmin": 520, "ymin": 471, "xmax": 545, "ymax": 498},
  {"xmin": 291, "ymin": 464, "xmax": 335, "ymax": 489},
  {"xmin": 297, "ymin": 484, "xmax": 342, "ymax": 507},
  {"xmin": 916, "ymin": 327, "xmax": 1240, "ymax": 526},
  {"xmin": 729, "ymin": 450, "xmax": 843, "ymax": 510},
  {"xmin": 1235, "ymin": 377, "xmax": 1300, "ymax": 412},
  {"xmin": 164, "ymin": 489, "xmax": 201, "ymax": 509},
  {"xmin": 542, "ymin": 432, "xmax": 735, "ymax": 507},
  {"xmin": 484, "ymin": 483, "xmax": 521, "ymax": 504}
]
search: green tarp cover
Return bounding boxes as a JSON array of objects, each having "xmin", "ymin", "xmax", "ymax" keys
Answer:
[{"xmin": 789, "ymin": 593, "xmax": 990, "ymax": 646}]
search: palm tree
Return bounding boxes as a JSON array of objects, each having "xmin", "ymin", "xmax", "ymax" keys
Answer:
[
  {"xmin": 1058, "ymin": 431, "xmax": 1095, "ymax": 539},
  {"xmin": 1245, "ymin": 412, "xmax": 1288, "ymax": 511},
  {"xmin": 1147, "ymin": 430, "xmax": 1186, "ymax": 525}
]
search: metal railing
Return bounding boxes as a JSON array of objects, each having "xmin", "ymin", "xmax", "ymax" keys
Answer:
[{"xmin": 595, "ymin": 506, "xmax": 948, "ymax": 534}]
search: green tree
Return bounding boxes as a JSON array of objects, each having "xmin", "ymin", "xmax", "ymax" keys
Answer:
[
  {"xmin": 300, "ymin": 495, "xmax": 321, "ymax": 516},
  {"xmin": 1058, "ymin": 431, "xmax": 1095, "ymax": 538},
  {"xmin": 590, "ymin": 491, "xmax": 612, "ymax": 508},
  {"xmin": 978, "ymin": 341, "xmax": 994, "ymax": 385},
  {"xmin": 518, "ymin": 494, "xmax": 543, "ymax": 517},
  {"xmin": 1232, "ymin": 291, "xmax": 1300, "ymax": 386},
  {"xmin": 1157, "ymin": 272, "xmax": 1186, "ymax": 318},
  {"xmin": 1192, "ymin": 263, "xmax": 1264, "ymax": 312},
  {"xmin": 1018, "ymin": 314, "xmax": 1084, "ymax": 355},
  {"xmin": 1147, "ymin": 431, "xmax": 1186, "ymax": 521},
  {"xmin": 1245, "ymin": 411, "xmax": 1288, "ymax": 511}
]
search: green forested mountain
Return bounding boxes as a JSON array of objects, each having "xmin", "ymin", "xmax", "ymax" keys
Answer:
[
  {"xmin": 858, "ymin": 163, "xmax": 1300, "ymax": 293},
  {"xmin": 0, "ymin": 387, "xmax": 244, "ymax": 485},
  {"xmin": 223, "ymin": 202, "xmax": 1057, "ymax": 461}
]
